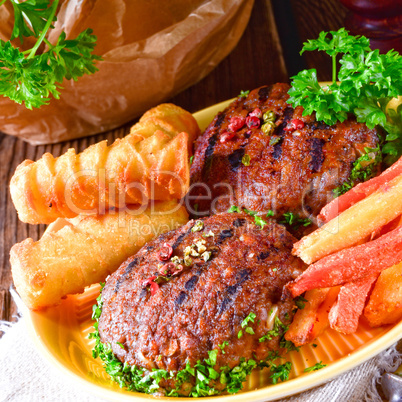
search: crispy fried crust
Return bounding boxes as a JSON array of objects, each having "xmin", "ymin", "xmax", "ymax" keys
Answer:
[
  {"xmin": 10, "ymin": 201, "xmax": 188, "ymax": 310},
  {"xmin": 10, "ymin": 104, "xmax": 200, "ymax": 224}
]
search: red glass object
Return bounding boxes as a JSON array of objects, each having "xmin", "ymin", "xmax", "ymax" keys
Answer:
[{"xmin": 340, "ymin": 0, "xmax": 402, "ymax": 53}]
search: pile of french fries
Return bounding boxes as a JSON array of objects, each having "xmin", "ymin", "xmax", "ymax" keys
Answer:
[{"xmin": 285, "ymin": 157, "xmax": 402, "ymax": 346}]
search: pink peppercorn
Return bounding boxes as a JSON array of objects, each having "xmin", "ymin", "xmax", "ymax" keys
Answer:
[
  {"xmin": 249, "ymin": 108, "xmax": 262, "ymax": 118},
  {"xmin": 142, "ymin": 275, "xmax": 160, "ymax": 296},
  {"xmin": 159, "ymin": 243, "xmax": 173, "ymax": 261},
  {"xmin": 175, "ymin": 264, "xmax": 184, "ymax": 275},
  {"xmin": 229, "ymin": 116, "xmax": 246, "ymax": 132},
  {"xmin": 284, "ymin": 119, "xmax": 305, "ymax": 131},
  {"xmin": 159, "ymin": 262, "xmax": 176, "ymax": 276},
  {"xmin": 246, "ymin": 115, "xmax": 261, "ymax": 129},
  {"xmin": 220, "ymin": 131, "xmax": 236, "ymax": 143}
]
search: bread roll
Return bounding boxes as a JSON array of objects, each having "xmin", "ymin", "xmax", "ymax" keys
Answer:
[
  {"xmin": 10, "ymin": 103, "xmax": 200, "ymax": 224},
  {"xmin": 10, "ymin": 200, "xmax": 188, "ymax": 310}
]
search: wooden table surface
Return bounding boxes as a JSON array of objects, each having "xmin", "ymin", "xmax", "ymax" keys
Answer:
[{"xmin": 0, "ymin": 0, "xmax": 348, "ymax": 323}]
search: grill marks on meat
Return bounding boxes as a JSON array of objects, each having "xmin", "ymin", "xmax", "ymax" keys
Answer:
[
  {"xmin": 175, "ymin": 291, "xmax": 187, "ymax": 308},
  {"xmin": 219, "ymin": 268, "xmax": 251, "ymax": 314},
  {"xmin": 258, "ymin": 85, "xmax": 272, "ymax": 101},
  {"xmin": 275, "ymin": 107, "xmax": 294, "ymax": 138},
  {"xmin": 214, "ymin": 112, "xmax": 226, "ymax": 128},
  {"xmin": 217, "ymin": 228, "xmax": 234, "ymax": 244},
  {"xmin": 184, "ymin": 275, "xmax": 199, "ymax": 291},
  {"xmin": 228, "ymin": 148, "xmax": 246, "ymax": 171},
  {"xmin": 172, "ymin": 228, "xmax": 192, "ymax": 250},
  {"xmin": 233, "ymin": 218, "xmax": 246, "ymax": 227},
  {"xmin": 98, "ymin": 213, "xmax": 306, "ymax": 378},
  {"xmin": 257, "ymin": 251, "xmax": 270, "ymax": 261},
  {"xmin": 114, "ymin": 257, "xmax": 139, "ymax": 292},
  {"xmin": 189, "ymin": 83, "xmax": 380, "ymax": 221},
  {"xmin": 308, "ymin": 138, "xmax": 325, "ymax": 172}
]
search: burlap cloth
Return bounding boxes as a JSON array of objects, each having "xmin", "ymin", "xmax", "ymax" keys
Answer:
[{"xmin": 1, "ymin": 310, "xmax": 401, "ymax": 401}]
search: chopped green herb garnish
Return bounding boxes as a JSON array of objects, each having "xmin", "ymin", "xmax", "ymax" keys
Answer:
[
  {"xmin": 304, "ymin": 361, "xmax": 327, "ymax": 372},
  {"xmin": 241, "ymin": 312, "xmax": 256, "ymax": 328},
  {"xmin": 270, "ymin": 361, "xmax": 292, "ymax": 384},
  {"xmin": 190, "ymin": 155, "xmax": 194, "ymax": 165},
  {"xmin": 259, "ymin": 316, "xmax": 289, "ymax": 343},
  {"xmin": 204, "ymin": 349, "xmax": 218, "ymax": 366},
  {"xmin": 295, "ymin": 295, "xmax": 308, "ymax": 310},
  {"xmin": 254, "ymin": 215, "xmax": 268, "ymax": 228},
  {"xmin": 280, "ymin": 212, "xmax": 312, "ymax": 229},
  {"xmin": 266, "ymin": 210, "xmax": 274, "ymax": 217},
  {"xmin": 238, "ymin": 330, "xmax": 243, "ymax": 339},
  {"xmin": 243, "ymin": 208, "xmax": 256, "ymax": 216},
  {"xmin": 312, "ymin": 343, "xmax": 318, "ymax": 348},
  {"xmin": 218, "ymin": 341, "xmax": 229, "ymax": 354},
  {"xmin": 280, "ymin": 339, "xmax": 300, "ymax": 353},
  {"xmin": 227, "ymin": 205, "xmax": 241, "ymax": 213},
  {"xmin": 238, "ymin": 89, "xmax": 250, "ymax": 98},
  {"xmin": 116, "ymin": 342, "xmax": 124, "ymax": 349},
  {"xmin": 228, "ymin": 206, "xmax": 269, "ymax": 229},
  {"xmin": 333, "ymin": 145, "xmax": 382, "ymax": 197},
  {"xmin": 267, "ymin": 350, "xmax": 281, "ymax": 362}
]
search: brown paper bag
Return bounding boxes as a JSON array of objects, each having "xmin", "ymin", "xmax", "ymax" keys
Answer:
[{"xmin": 0, "ymin": 0, "xmax": 254, "ymax": 144}]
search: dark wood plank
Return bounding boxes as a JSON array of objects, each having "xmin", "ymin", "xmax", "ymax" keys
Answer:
[
  {"xmin": 290, "ymin": 0, "xmax": 348, "ymax": 81},
  {"xmin": 169, "ymin": 0, "xmax": 288, "ymax": 112}
]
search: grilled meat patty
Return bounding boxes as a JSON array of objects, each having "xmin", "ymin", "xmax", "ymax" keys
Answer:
[
  {"xmin": 98, "ymin": 213, "xmax": 305, "ymax": 393},
  {"xmin": 189, "ymin": 83, "xmax": 381, "ymax": 219}
]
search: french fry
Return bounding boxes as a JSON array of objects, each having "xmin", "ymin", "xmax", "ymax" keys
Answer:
[
  {"xmin": 328, "ymin": 275, "xmax": 377, "ymax": 334},
  {"xmin": 287, "ymin": 223, "xmax": 402, "ymax": 297},
  {"xmin": 285, "ymin": 289, "xmax": 329, "ymax": 346},
  {"xmin": 364, "ymin": 262, "xmax": 402, "ymax": 327},
  {"xmin": 318, "ymin": 156, "xmax": 402, "ymax": 224},
  {"xmin": 311, "ymin": 287, "xmax": 340, "ymax": 339},
  {"xmin": 285, "ymin": 287, "xmax": 339, "ymax": 346},
  {"xmin": 293, "ymin": 172, "xmax": 402, "ymax": 264}
]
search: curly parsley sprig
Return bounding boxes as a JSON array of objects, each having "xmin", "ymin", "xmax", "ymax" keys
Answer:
[
  {"xmin": 288, "ymin": 28, "xmax": 402, "ymax": 164},
  {"xmin": 0, "ymin": 0, "xmax": 101, "ymax": 109}
]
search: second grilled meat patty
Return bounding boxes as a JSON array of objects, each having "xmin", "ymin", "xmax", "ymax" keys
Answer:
[
  {"xmin": 98, "ymin": 212, "xmax": 306, "ymax": 395},
  {"xmin": 188, "ymin": 83, "xmax": 381, "ymax": 220}
]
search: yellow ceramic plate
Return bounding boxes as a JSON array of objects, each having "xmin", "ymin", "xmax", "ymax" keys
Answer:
[{"xmin": 24, "ymin": 100, "xmax": 402, "ymax": 401}]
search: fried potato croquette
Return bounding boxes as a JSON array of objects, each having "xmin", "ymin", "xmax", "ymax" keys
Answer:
[
  {"xmin": 10, "ymin": 201, "xmax": 188, "ymax": 310},
  {"xmin": 10, "ymin": 104, "xmax": 200, "ymax": 224}
]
